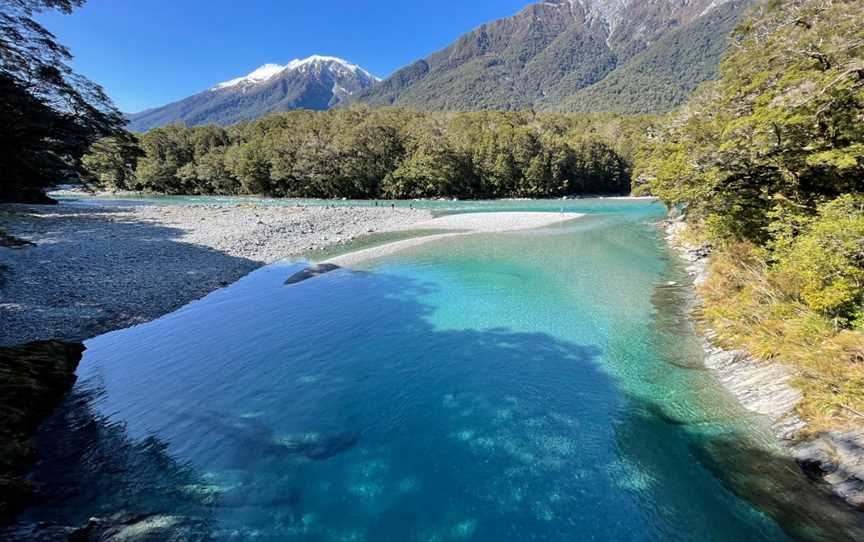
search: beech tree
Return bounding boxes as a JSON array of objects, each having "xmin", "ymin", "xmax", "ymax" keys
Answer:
[{"xmin": 0, "ymin": 0, "xmax": 129, "ymax": 202}]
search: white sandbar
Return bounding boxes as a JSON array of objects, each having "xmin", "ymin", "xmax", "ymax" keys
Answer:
[
  {"xmin": 407, "ymin": 211, "xmax": 583, "ymax": 232},
  {"xmin": 326, "ymin": 212, "xmax": 582, "ymax": 267}
]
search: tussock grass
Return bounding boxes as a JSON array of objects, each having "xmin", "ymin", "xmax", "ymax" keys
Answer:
[{"xmin": 698, "ymin": 244, "xmax": 864, "ymax": 434}]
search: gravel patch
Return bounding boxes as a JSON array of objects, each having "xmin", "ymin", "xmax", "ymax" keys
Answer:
[{"xmin": 0, "ymin": 203, "xmax": 430, "ymax": 346}]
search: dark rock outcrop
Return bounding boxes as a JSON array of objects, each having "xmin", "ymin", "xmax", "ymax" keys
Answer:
[
  {"xmin": 284, "ymin": 263, "xmax": 341, "ymax": 285},
  {"xmin": 0, "ymin": 340, "xmax": 85, "ymax": 524},
  {"xmin": 792, "ymin": 431, "xmax": 864, "ymax": 510}
]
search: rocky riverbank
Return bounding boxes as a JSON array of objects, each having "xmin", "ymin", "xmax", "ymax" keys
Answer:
[
  {"xmin": 0, "ymin": 202, "xmax": 431, "ymax": 346},
  {"xmin": 663, "ymin": 217, "xmax": 864, "ymax": 510}
]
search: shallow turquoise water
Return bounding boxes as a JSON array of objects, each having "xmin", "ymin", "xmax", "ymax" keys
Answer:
[{"xmin": 25, "ymin": 200, "xmax": 864, "ymax": 540}]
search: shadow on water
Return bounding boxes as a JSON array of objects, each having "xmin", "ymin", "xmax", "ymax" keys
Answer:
[
  {"xmin": 17, "ymin": 257, "xmax": 864, "ymax": 540},
  {"xmin": 615, "ymin": 397, "xmax": 864, "ymax": 542},
  {"xmin": 22, "ymin": 385, "xmax": 217, "ymax": 538},
  {"xmin": 614, "ymin": 251, "xmax": 864, "ymax": 542},
  {"xmin": 21, "ymin": 265, "xmax": 610, "ymax": 539}
]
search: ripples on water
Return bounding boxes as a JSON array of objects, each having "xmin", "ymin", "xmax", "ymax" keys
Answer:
[{"xmin": 24, "ymin": 200, "xmax": 864, "ymax": 540}]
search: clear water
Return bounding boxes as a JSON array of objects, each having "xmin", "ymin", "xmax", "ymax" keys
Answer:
[{"xmin": 25, "ymin": 200, "xmax": 864, "ymax": 540}]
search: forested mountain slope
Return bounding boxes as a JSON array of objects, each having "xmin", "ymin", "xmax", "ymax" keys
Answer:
[
  {"xmin": 354, "ymin": 0, "xmax": 753, "ymax": 113},
  {"xmin": 555, "ymin": 0, "xmax": 750, "ymax": 113}
]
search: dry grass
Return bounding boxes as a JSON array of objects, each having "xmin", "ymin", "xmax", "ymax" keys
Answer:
[{"xmin": 698, "ymin": 244, "xmax": 864, "ymax": 434}]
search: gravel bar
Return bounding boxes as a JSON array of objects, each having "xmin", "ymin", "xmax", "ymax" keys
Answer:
[{"xmin": 0, "ymin": 203, "xmax": 431, "ymax": 346}]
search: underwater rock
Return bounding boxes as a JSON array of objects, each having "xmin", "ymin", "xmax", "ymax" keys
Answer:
[
  {"xmin": 0, "ymin": 522, "xmax": 77, "ymax": 541},
  {"xmin": 792, "ymin": 430, "xmax": 864, "ymax": 510},
  {"xmin": 274, "ymin": 430, "xmax": 360, "ymax": 461},
  {"xmin": 220, "ymin": 484, "xmax": 301, "ymax": 508},
  {"xmin": 76, "ymin": 512, "xmax": 208, "ymax": 541},
  {"xmin": 188, "ymin": 411, "xmax": 360, "ymax": 464},
  {"xmin": 284, "ymin": 263, "xmax": 341, "ymax": 285},
  {"xmin": 0, "ymin": 340, "xmax": 85, "ymax": 524},
  {"xmin": 0, "ymin": 512, "xmax": 209, "ymax": 541}
]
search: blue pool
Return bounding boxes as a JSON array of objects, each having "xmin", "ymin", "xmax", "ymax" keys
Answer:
[{"xmin": 24, "ymin": 199, "xmax": 864, "ymax": 540}]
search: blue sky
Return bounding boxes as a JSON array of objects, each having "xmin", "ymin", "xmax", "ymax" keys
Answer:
[{"xmin": 39, "ymin": 0, "xmax": 531, "ymax": 113}]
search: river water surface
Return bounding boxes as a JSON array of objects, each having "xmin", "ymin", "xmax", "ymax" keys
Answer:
[{"xmin": 24, "ymin": 199, "xmax": 864, "ymax": 540}]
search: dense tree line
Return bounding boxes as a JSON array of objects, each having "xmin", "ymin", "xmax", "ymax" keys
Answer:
[
  {"xmin": 85, "ymin": 109, "xmax": 655, "ymax": 199},
  {"xmin": 0, "ymin": 0, "xmax": 131, "ymax": 203},
  {"xmin": 635, "ymin": 0, "xmax": 864, "ymax": 323},
  {"xmin": 637, "ymin": 0, "xmax": 864, "ymax": 246}
]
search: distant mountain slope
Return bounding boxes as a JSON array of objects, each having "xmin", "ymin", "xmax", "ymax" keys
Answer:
[
  {"xmin": 127, "ymin": 56, "xmax": 379, "ymax": 132},
  {"xmin": 552, "ymin": 0, "xmax": 750, "ymax": 113},
  {"xmin": 354, "ymin": 0, "xmax": 753, "ymax": 112}
]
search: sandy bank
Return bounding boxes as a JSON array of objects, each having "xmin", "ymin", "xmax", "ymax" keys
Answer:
[
  {"xmin": 325, "ymin": 212, "xmax": 582, "ymax": 267},
  {"xmin": 0, "ymin": 203, "xmax": 430, "ymax": 346}
]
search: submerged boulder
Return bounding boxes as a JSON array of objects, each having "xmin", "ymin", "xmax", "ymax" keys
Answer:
[
  {"xmin": 0, "ymin": 512, "xmax": 209, "ymax": 542},
  {"xmin": 284, "ymin": 263, "xmax": 341, "ymax": 285},
  {"xmin": 0, "ymin": 340, "xmax": 85, "ymax": 524},
  {"xmin": 274, "ymin": 430, "xmax": 360, "ymax": 461}
]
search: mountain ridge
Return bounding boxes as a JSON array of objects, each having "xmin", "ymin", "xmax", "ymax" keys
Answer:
[
  {"xmin": 128, "ymin": 0, "xmax": 754, "ymax": 130},
  {"xmin": 126, "ymin": 55, "xmax": 378, "ymax": 132},
  {"xmin": 354, "ymin": 0, "xmax": 752, "ymax": 112}
]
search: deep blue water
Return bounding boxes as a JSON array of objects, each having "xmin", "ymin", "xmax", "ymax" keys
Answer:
[{"xmin": 24, "ymin": 199, "xmax": 864, "ymax": 540}]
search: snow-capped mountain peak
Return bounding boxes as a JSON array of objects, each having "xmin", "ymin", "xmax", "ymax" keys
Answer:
[
  {"xmin": 214, "ymin": 63, "xmax": 286, "ymax": 89},
  {"xmin": 213, "ymin": 55, "xmax": 379, "ymax": 91},
  {"xmin": 129, "ymin": 55, "xmax": 380, "ymax": 131}
]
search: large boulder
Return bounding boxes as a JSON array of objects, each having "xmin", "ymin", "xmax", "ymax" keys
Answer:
[{"xmin": 284, "ymin": 263, "xmax": 341, "ymax": 285}]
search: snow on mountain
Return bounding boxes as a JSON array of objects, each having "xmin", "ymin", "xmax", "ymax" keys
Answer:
[
  {"xmin": 214, "ymin": 63, "xmax": 286, "ymax": 89},
  {"xmin": 213, "ymin": 55, "xmax": 379, "ymax": 91},
  {"xmin": 127, "ymin": 55, "xmax": 381, "ymax": 131}
]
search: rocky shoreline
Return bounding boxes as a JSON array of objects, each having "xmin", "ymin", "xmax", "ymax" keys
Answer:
[
  {"xmin": 663, "ymin": 217, "xmax": 864, "ymax": 510},
  {"xmin": 0, "ymin": 202, "xmax": 431, "ymax": 346}
]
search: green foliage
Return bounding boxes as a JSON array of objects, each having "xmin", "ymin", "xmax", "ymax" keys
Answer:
[
  {"xmin": 80, "ymin": 134, "xmax": 142, "ymax": 191},
  {"xmin": 88, "ymin": 108, "xmax": 656, "ymax": 199},
  {"xmin": 639, "ymin": 0, "xmax": 864, "ymax": 242},
  {"xmin": 773, "ymin": 196, "xmax": 864, "ymax": 324},
  {"xmin": 647, "ymin": 0, "xmax": 864, "ymax": 429},
  {"xmin": 0, "ymin": 0, "xmax": 129, "ymax": 202},
  {"xmin": 699, "ymin": 244, "xmax": 864, "ymax": 432}
]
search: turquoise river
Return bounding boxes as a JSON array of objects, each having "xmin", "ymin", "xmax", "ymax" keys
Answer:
[{"xmin": 23, "ymin": 197, "xmax": 864, "ymax": 540}]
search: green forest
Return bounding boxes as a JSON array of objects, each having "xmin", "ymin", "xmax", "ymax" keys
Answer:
[
  {"xmin": 84, "ymin": 110, "xmax": 654, "ymax": 199},
  {"xmin": 635, "ymin": 0, "xmax": 864, "ymax": 430}
]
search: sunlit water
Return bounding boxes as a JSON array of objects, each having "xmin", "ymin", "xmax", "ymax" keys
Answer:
[{"xmin": 24, "ymin": 199, "xmax": 864, "ymax": 540}]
